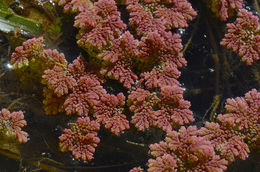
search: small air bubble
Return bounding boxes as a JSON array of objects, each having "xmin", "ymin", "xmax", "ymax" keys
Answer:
[
  {"xmin": 5, "ymin": 63, "xmax": 13, "ymax": 69},
  {"xmin": 245, "ymin": 6, "xmax": 251, "ymax": 11},
  {"xmin": 209, "ymin": 68, "xmax": 215, "ymax": 72},
  {"xmin": 178, "ymin": 29, "xmax": 185, "ymax": 35}
]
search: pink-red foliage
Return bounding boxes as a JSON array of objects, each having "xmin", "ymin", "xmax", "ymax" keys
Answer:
[
  {"xmin": 218, "ymin": 89, "xmax": 260, "ymax": 130},
  {"xmin": 68, "ymin": 57, "xmax": 105, "ymax": 84},
  {"xmin": 42, "ymin": 49, "xmax": 68, "ymax": 66},
  {"xmin": 128, "ymin": 86, "xmax": 193, "ymax": 131},
  {"xmin": 146, "ymin": 0, "xmax": 197, "ymax": 29},
  {"xmin": 211, "ymin": 0, "xmax": 243, "ymax": 21},
  {"xmin": 54, "ymin": 0, "xmax": 93, "ymax": 13},
  {"xmin": 127, "ymin": 88, "xmax": 160, "ymax": 131},
  {"xmin": 64, "ymin": 76, "xmax": 106, "ymax": 116},
  {"xmin": 140, "ymin": 64, "xmax": 180, "ymax": 90},
  {"xmin": 0, "ymin": 108, "xmax": 28, "ymax": 143},
  {"xmin": 42, "ymin": 65, "xmax": 76, "ymax": 97},
  {"xmin": 126, "ymin": 0, "xmax": 197, "ymax": 35},
  {"xmin": 43, "ymin": 88, "xmax": 66, "ymax": 115},
  {"xmin": 149, "ymin": 126, "xmax": 228, "ymax": 171},
  {"xmin": 101, "ymin": 60, "xmax": 138, "ymax": 89},
  {"xmin": 99, "ymin": 31, "xmax": 138, "ymax": 63},
  {"xmin": 10, "ymin": 37, "xmax": 44, "ymax": 69},
  {"xmin": 198, "ymin": 122, "xmax": 250, "ymax": 163},
  {"xmin": 138, "ymin": 31, "xmax": 183, "ymax": 66},
  {"xmin": 74, "ymin": 9, "xmax": 100, "ymax": 29},
  {"xmin": 99, "ymin": 32, "xmax": 138, "ymax": 88},
  {"xmin": 93, "ymin": 93, "xmax": 130, "ymax": 135},
  {"xmin": 221, "ymin": 9, "xmax": 260, "ymax": 65},
  {"xmin": 217, "ymin": 89, "xmax": 260, "ymax": 149},
  {"xmin": 154, "ymin": 85, "xmax": 194, "ymax": 131},
  {"xmin": 148, "ymin": 154, "xmax": 177, "ymax": 172},
  {"xmin": 129, "ymin": 167, "xmax": 144, "ymax": 172},
  {"xmin": 59, "ymin": 117, "xmax": 100, "ymax": 161},
  {"xmin": 126, "ymin": 0, "xmax": 166, "ymax": 35},
  {"xmin": 76, "ymin": 0, "xmax": 126, "ymax": 51}
]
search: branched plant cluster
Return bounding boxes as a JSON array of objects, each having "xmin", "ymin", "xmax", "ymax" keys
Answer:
[{"xmin": 0, "ymin": 0, "xmax": 259, "ymax": 171}]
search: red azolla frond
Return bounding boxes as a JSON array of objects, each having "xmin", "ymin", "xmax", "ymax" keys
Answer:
[
  {"xmin": 42, "ymin": 66, "xmax": 76, "ymax": 97},
  {"xmin": 161, "ymin": 53, "xmax": 187, "ymax": 69},
  {"xmin": 236, "ymin": 9, "xmax": 259, "ymax": 29},
  {"xmin": 152, "ymin": 86, "xmax": 184, "ymax": 130},
  {"xmin": 128, "ymin": 86, "xmax": 193, "ymax": 131},
  {"xmin": 43, "ymin": 88, "xmax": 65, "ymax": 115},
  {"xmin": 138, "ymin": 31, "xmax": 183, "ymax": 66},
  {"xmin": 10, "ymin": 37, "xmax": 44, "ymax": 69},
  {"xmin": 101, "ymin": 60, "xmax": 138, "ymax": 89},
  {"xmin": 129, "ymin": 167, "xmax": 144, "ymax": 172},
  {"xmin": 138, "ymin": 31, "xmax": 165, "ymax": 62},
  {"xmin": 42, "ymin": 49, "xmax": 68, "ymax": 66},
  {"xmin": 149, "ymin": 141, "xmax": 169, "ymax": 157},
  {"xmin": 211, "ymin": 0, "xmax": 243, "ymax": 21},
  {"xmin": 157, "ymin": 32, "xmax": 185, "ymax": 68},
  {"xmin": 104, "ymin": 114, "xmax": 129, "ymax": 135},
  {"xmin": 160, "ymin": 85, "xmax": 183, "ymax": 103},
  {"xmin": 198, "ymin": 122, "xmax": 224, "ymax": 143},
  {"xmin": 140, "ymin": 64, "xmax": 180, "ymax": 90},
  {"xmin": 64, "ymin": 76, "xmax": 106, "ymax": 116},
  {"xmin": 244, "ymin": 88, "xmax": 260, "ymax": 117},
  {"xmin": 77, "ymin": 25, "xmax": 115, "ymax": 51},
  {"xmin": 167, "ymin": 126, "xmax": 228, "ymax": 171},
  {"xmin": 254, "ymin": 126, "xmax": 260, "ymax": 149},
  {"xmin": 216, "ymin": 89, "xmax": 260, "ymax": 149},
  {"xmin": 94, "ymin": 0, "xmax": 118, "ymax": 17},
  {"xmin": 68, "ymin": 57, "xmax": 104, "ymax": 83},
  {"xmin": 127, "ymin": 88, "xmax": 160, "ymax": 131},
  {"xmin": 198, "ymin": 122, "xmax": 250, "ymax": 163},
  {"xmin": 126, "ymin": 0, "xmax": 196, "ymax": 35},
  {"xmin": 99, "ymin": 31, "xmax": 138, "ymax": 63},
  {"xmin": 0, "ymin": 108, "xmax": 28, "ymax": 143},
  {"xmin": 76, "ymin": 115, "xmax": 100, "ymax": 131},
  {"xmin": 218, "ymin": 89, "xmax": 260, "ymax": 130},
  {"xmin": 152, "ymin": 0, "xmax": 197, "ymax": 29},
  {"xmin": 102, "ymin": 15, "xmax": 126, "ymax": 36},
  {"xmin": 170, "ymin": 99, "xmax": 194, "ymax": 125},
  {"xmin": 149, "ymin": 126, "xmax": 228, "ymax": 172},
  {"xmin": 153, "ymin": 86, "xmax": 194, "ymax": 131},
  {"xmin": 131, "ymin": 108, "xmax": 155, "ymax": 131},
  {"xmin": 77, "ymin": 15, "xmax": 126, "ymax": 51},
  {"xmin": 59, "ymin": 117, "xmax": 100, "ymax": 161},
  {"xmin": 217, "ymin": 98, "xmax": 249, "ymax": 130},
  {"xmin": 216, "ymin": 136, "xmax": 250, "ymax": 163},
  {"xmin": 76, "ymin": 0, "xmax": 126, "ymax": 51},
  {"xmin": 74, "ymin": 9, "xmax": 100, "ymax": 29},
  {"xmin": 148, "ymin": 154, "xmax": 177, "ymax": 172},
  {"xmin": 68, "ymin": 57, "xmax": 87, "ymax": 80},
  {"xmin": 221, "ymin": 9, "xmax": 260, "ymax": 65},
  {"xmin": 93, "ymin": 93, "xmax": 129, "ymax": 135},
  {"xmin": 55, "ymin": 0, "xmax": 93, "ymax": 13},
  {"xmin": 98, "ymin": 32, "xmax": 138, "ymax": 87},
  {"xmin": 126, "ymin": 1, "xmax": 166, "ymax": 35},
  {"xmin": 59, "ymin": 128, "xmax": 74, "ymax": 151},
  {"xmin": 164, "ymin": 126, "xmax": 197, "ymax": 151},
  {"xmin": 160, "ymin": 31, "xmax": 183, "ymax": 57}
]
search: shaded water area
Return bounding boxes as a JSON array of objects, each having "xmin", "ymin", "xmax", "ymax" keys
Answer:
[{"xmin": 0, "ymin": 0, "xmax": 260, "ymax": 171}]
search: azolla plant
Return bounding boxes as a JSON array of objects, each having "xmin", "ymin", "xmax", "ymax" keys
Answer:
[{"xmin": 0, "ymin": 0, "xmax": 259, "ymax": 171}]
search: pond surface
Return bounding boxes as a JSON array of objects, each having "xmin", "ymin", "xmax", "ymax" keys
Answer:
[{"xmin": 0, "ymin": 0, "xmax": 260, "ymax": 171}]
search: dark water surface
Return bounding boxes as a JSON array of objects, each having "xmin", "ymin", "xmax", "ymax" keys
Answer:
[{"xmin": 0, "ymin": 0, "xmax": 260, "ymax": 171}]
